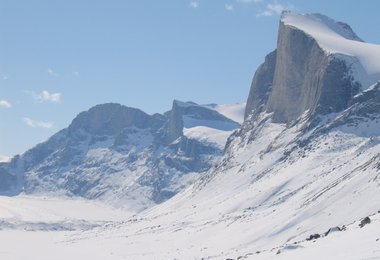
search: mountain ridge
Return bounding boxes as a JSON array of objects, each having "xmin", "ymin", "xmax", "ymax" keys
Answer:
[{"xmin": 0, "ymin": 100, "xmax": 242, "ymax": 210}]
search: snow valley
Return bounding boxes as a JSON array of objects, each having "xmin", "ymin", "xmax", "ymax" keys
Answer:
[{"xmin": 1, "ymin": 12, "xmax": 380, "ymax": 259}]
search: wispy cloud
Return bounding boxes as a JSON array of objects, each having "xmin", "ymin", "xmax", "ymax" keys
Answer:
[
  {"xmin": 26, "ymin": 90, "xmax": 62, "ymax": 104},
  {"xmin": 190, "ymin": 1, "xmax": 199, "ymax": 8},
  {"xmin": 0, "ymin": 100, "xmax": 12, "ymax": 108},
  {"xmin": 47, "ymin": 68, "xmax": 58, "ymax": 76},
  {"xmin": 23, "ymin": 117, "xmax": 54, "ymax": 129},
  {"xmin": 73, "ymin": 71, "xmax": 79, "ymax": 77},
  {"xmin": 225, "ymin": 4, "xmax": 234, "ymax": 11},
  {"xmin": 37, "ymin": 90, "xmax": 61, "ymax": 103},
  {"xmin": 256, "ymin": 3, "xmax": 287, "ymax": 17},
  {"xmin": 1, "ymin": 75, "xmax": 8, "ymax": 80}
]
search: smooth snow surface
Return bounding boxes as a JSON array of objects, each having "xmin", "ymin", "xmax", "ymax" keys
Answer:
[
  {"xmin": 182, "ymin": 102, "xmax": 243, "ymax": 149},
  {"xmin": 183, "ymin": 126, "xmax": 233, "ymax": 149},
  {"xmin": 282, "ymin": 12, "xmax": 380, "ymax": 87},
  {"xmin": 205, "ymin": 103, "xmax": 246, "ymax": 124},
  {"xmin": 0, "ymin": 195, "xmax": 131, "ymax": 231},
  {"xmin": 0, "ymin": 155, "xmax": 11, "ymax": 163}
]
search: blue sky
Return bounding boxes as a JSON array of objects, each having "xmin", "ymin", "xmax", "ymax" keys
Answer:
[{"xmin": 1, "ymin": 0, "xmax": 380, "ymax": 157}]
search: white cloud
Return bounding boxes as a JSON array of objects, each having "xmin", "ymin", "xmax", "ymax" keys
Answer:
[
  {"xmin": 0, "ymin": 100, "xmax": 11, "ymax": 108},
  {"xmin": 267, "ymin": 3, "xmax": 285, "ymax": 14},
  {"xmin": 225, "ymin": 4, "xmax": 234, "ymax": 11},
  {"xmin": 257, "ymin": 3, "xmax": 285, "ymax": 17},
  {"xmin": 38, "ymin": 90, "xmax": 61, "ymax": 103},
  {"xmin": 23, "ymin": 117, "xmax": 54, "ymax": 129},
  {"xmin": 2, "ymin": 75, "xmax": 8, "ymax": 80},
  {"xmin": 26, "ymin": 90, "xmax": 62, "ymax": 103},
  {"xmin": 73, "ymin": 71, "xmax": 79, "ymax": 77},
  {"xmin": 47, "ymin": 68, "xmax": 58, "ymax": 76},
  {"xmin": 190, "ymin": 1, "xmax": 199, "ymax": 8}
]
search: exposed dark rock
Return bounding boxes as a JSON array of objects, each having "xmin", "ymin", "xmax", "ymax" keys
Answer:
[
  {"xmin": 359, "ymin": 216, "xmax": 371, "ymax": 228},
  {"xmin": 306, "ymin": 233, "xmax": 321, "ymax": 241},
  {"xmin": 324, "ymin": 226, "xmax": 343, "ymax": 236},
  {"xmin": 265, "ymin": 21, "xmax": 360, "ymax": 124},
  {"xmin": 245, "ymin": 50, "xmax": 276, "ymax": 119},
  {"xmin": 162, "ymin": 100, "xmax": 184, "ymax": 144}
]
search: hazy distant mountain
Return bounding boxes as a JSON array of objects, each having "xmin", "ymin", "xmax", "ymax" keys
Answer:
[{"xmin": 0, "ymin": 101, "xmax": 241, "ymax": 210}]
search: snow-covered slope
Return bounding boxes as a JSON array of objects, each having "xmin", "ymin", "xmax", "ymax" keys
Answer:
[
  {"xmin": 70, "ymin": 104, "xmax": 377, "ymax": 259},
  {"xmin": 181, "ymin": 102, "xmax": 245, "ymax": 149},
  {"xmin": 0, "ymin": 195, "xmax": 130, "ymax": 231},
  {"xmin": 1, "ymin": 104, "xmax": 377, "ymax": 259}
]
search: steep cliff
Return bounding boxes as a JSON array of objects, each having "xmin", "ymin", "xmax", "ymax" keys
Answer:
[{"xmin": 245, "ymin": 12, "xmax": 380, "ymax": 124}]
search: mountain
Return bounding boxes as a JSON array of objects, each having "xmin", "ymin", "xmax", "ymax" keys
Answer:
[
  {"xmin": 60, "ymin": 12, "xmax": 380, "ymax": 259},
  {"xmin": 0, "ymin": 101, "xmax": 241, "ymax": 210},
  {"xmin": 1, "ymin": 11, "xmax": 380, "ymax": 260},
  {"xmin": 245, "ymin": 12, "xmax": 380, "ymax": 123}
]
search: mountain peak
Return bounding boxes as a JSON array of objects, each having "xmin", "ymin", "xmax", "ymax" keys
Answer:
[
  {"xmin": 281, "ymin": 12, "xmax": 380, "ymax": 80},
  {"xmin": 68, "ymin": 103, "xmax": 152, "ymax": 136},
  {"xmin": 281, "ymin": 12, "xmax": 363, "ymax": 42},
  {"xmin": 245, "ymin": 12, "xmax": 380, "ymax": 123}
]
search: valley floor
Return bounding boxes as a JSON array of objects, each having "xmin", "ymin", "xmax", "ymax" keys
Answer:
[{"xmin": 0, "ymin": 195, "xmax": 379, "ymax": 260}]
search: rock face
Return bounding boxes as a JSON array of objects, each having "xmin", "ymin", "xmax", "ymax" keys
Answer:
[
  {"xmin": 0, "ymin": 101, "xmax": 241, "ymax": 209},
  {"xmin": 245, "ymin": 13, "xmax": 363, "ymax": 124},
  {"xmin": 244, "ymin": 50, "xmax": 276, "ymax": 119}
]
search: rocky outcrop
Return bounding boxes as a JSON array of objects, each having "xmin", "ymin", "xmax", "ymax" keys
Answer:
[
  {"xmin": 162, "ymin": 101, "xmax": 184, "ymax": 144},
  {"xmin": 244, "ymin": 50, "xmax": 276, "ymax": 119}
]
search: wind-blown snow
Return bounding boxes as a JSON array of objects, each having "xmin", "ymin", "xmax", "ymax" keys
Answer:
[
  {"xmin": 183, "ymin": 115, "xmax": 239, "ymax": 131},
  {"xmin": 183, "ymin": 126, "xmax": 233, "ymax": 149},
  {"xmin": 0, "ymin": 155, "xmax": 11, "ymax": 163},
  {"xmin": 282, "ymin": 12, "xmax": 380, "ymax": 87},
  {"xmin": 204, "ymin": 103, "xmax": 246, "ymax": 124}
]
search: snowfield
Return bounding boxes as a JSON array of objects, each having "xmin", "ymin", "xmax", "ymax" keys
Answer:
[
  {"xmin": 0, "ymin": 195, "xmax": 130, "ymax": 231},
  {"xmin": 1, "ymin": 108, "xmax": 379, "ymax": 259}
]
